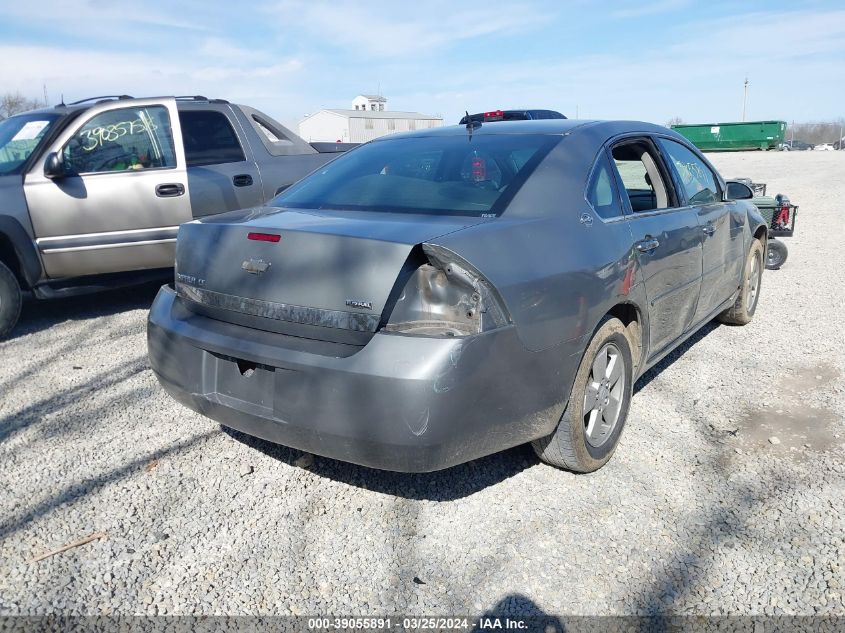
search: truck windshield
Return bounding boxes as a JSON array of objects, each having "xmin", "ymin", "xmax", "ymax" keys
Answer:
[
  {"xmin": 0, "ymin": 113, "xmax": 61, "ymax": 175},
  {"xmin": 273, "ymin": 134, "xmax": 559, "ymax": 217}
]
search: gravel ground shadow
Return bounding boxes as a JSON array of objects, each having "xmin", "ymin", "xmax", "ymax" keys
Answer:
[
  {"xmin": 472, "ymin": 594, "xmax": 566, "ymax": 631},
  {"xmin": 0, "ymin": 429, "xmax": 219, "ymax": 541},
  {"xmin": 634, "ymin": 321, "xmax": 720, "ymax": 394},
  {"xmin": 8, "ymin": 279, "xmax": 166, "ymax": 341},
  {"xmin": 223, "ymin": 427, "xmax": 539, "ymax": 501}
]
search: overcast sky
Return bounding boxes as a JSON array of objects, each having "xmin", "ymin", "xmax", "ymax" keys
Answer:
[{"xmin": 1, "ymin": 0, "xmax": 843, "ymax": 128}]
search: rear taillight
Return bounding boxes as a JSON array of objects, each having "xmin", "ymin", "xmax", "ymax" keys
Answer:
[
  {"xmin": 383, "ymin": 245, "xmax": 510, "ymax": 337},
  {"xmin": 248, "ymin": 232, "xmax": 281, "ymax": 242},
  {"xmin": 483, "ymin": 110, "xmax": 504, "ymax": 121}
]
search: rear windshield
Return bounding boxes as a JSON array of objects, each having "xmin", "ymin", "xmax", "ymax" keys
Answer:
[{"xmin": 273, "ymin": 134, "xmax": 559, "ymax": 217}]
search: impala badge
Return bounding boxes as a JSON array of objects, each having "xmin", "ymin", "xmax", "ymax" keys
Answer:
[
  {"xmin": 242, "ymin": 258, "xmax": 270, "ymax": 274},
  {"xmin": 346, "ymin": 299, "xmax": 373, "ymax": 310}
]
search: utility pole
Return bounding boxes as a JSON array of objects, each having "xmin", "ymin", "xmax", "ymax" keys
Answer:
[
  {"xmin": 742, "ymin": 76, "xmax": 749, "ymax": 122},
  {"xmin": 791, "ymin": 120, "xmax": 794, "ymax": 146}
]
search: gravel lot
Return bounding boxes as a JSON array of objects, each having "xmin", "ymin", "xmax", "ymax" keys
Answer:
[{"xmin": 0, "ymin": 150, "xmax": 843, "ymax": 618}]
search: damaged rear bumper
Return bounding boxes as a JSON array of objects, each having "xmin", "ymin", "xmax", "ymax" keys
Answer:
[{"xmin": 147, "ymin": 285, "xmax": 573, "ymax": 472}]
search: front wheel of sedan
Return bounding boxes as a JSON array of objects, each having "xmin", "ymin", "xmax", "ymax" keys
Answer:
[
  {"xmin": 718, "ymin": 238, "xmax": 764, "ymax": 325},
  {"xmin": 532, "ymin": 317, "xmax": 634, "ymax": 472}
]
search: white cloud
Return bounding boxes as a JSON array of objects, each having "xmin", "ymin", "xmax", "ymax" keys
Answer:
[
  {"xmin": 1, "ymin": 4, "xmax": 842, "ymax": 128},
  {"xmin": 611, "ymin": 0, "xmax": 691, "ymax": 19},
  {"xmin": 265, "ymin": 0, "xmax": 546, "ymax": 57},
  {"xmin": 1, "ymin": 0, "xmax": 212, "ymax": 34},
  {"xmin": 388, "ymin": 8, "xmax": 845, "ymax": 124},
  {"xmin": 199, "ymin": 37, "xmax": 257, "ymax": 60},
  {"xmin": 0, "ymin": 44, "xmax": 305, "ymax": 116}
]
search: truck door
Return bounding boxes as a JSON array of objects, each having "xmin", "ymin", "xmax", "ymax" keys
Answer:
[
  {"xmin": 177, "ymin": 107, "xmax": 263, "ymax": 218},
  {"xmin": 23, "ymin": 98, "xmax": 191, "ymax": 278},
  {"xmin": 656, "ymin": 137, "xmax": 745, "ymax": 322},
  {"xmin": 609, "ymin": 138, "xmax": 703, "ymax": 358}
]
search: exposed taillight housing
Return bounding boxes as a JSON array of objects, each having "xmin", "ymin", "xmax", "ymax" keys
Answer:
[{"xmin": 383, "ymin": 245, "xmax": 510, "ymax": 337}]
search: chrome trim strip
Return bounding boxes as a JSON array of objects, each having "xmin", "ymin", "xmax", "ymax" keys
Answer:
[
  {"xmin": 176, "ymin": 282, "xmax": 380, "ymax": 333},
  {"xmin": 36, "ymin": 226, "xmax": 180, "ymax": 251},
  {"xmin": 41, "ymin": 239, "xmax": 177, "ymax": 254}
]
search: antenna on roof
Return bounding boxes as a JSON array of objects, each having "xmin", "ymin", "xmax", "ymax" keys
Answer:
[{"xmin": 465, "ymin": 110, "xmax": 480, "ymax": 140}]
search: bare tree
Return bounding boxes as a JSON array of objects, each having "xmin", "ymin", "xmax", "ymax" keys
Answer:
[
  {"xmin": 786, "ymin": 118, "xmax": 845, "ymax": 145},
  {"xmin": 666, "ymin": 116, "xmax": 684, "ymax": 127},
  {"xmin": 0, "ymin": 92, "xmax": 45, "ymax": 120}
]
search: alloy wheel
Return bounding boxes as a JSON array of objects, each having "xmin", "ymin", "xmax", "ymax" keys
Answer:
[
  {"xmin": 583, "ymin": 343, "xmax": 625, "ymax": 448},
  {"xmin": 748, "ymin": 252, "xmax": 761, "ymax": 311}
]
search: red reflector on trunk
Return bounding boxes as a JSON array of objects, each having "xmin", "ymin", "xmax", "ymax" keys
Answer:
[{"xmin": 247, "ymin": 232, "xmax": 281, "ymax": 242}]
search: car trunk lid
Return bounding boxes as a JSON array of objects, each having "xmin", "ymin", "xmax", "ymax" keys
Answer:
[{"xmin": 174, "ymin": 207, "xmax": 486, "ymax": 344}]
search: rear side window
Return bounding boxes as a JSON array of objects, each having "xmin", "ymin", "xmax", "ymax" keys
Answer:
[
  {"xmin": 587, "ymin": 154, "xmax": 622, "ymax": 219},
  {"xmin": 62, "ymin": 106, "xmax": 176, "ymax": 174},
  {"xmin": 610, "ymin": 140, "xmax": 672, "ymax": 212},
  {"xmin": 179, "ymin": 110, "xmax": 246, "ymax": 167},
  {"xmin": 658, "ymin": 138, "xmax": 720, "ymax": 205},
  {"xmin": 274, "ymin": 134, "xmax": 560, "ymax": 217},
  {"xmin": 252, "ymin": 114, "xmax": 292, "ymax": 145}
]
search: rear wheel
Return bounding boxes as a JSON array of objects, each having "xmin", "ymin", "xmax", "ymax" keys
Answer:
[
  {"xmin": 718, "ymin": 238, "xmax": 763, "ymax": 325},
  {"xmin": 0, "ymin": 260, "xmax": 23, "ymax": 340},
  {"xmin": 532, "ymin": 317, "xmax": 633, "ymax": 472},
  {"xmin": 765, "ymin": 239, "xmax": 788, "ymax": 270}
]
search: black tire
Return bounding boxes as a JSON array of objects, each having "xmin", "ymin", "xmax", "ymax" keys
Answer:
[
  {"xmin": 718, "ymin": 238, "xmax": 764, "ymax": 325},
  {"xmin": 532, "ymin": 317, "xmax": 634, "ymax": 472},
  {"xmin": 0, "ymin": 260, "xmax": 22, "ymax": 340},
  {"xmin": 765, "ymin": 239, "xmax": 788, "ymax": 270}
]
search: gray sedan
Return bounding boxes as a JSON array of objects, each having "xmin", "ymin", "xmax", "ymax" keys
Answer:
[{"xmin": 148, "ymin": 120, "xmax": 767, "ymax": 472}]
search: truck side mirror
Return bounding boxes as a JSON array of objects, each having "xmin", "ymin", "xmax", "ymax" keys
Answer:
[
  {"xmin": 725, "ymin": 181, "xmax": 754, "ymax": 200},
  {"xmin": 44, "ymin": 152, "xmax": 65, "ymax": 180}
]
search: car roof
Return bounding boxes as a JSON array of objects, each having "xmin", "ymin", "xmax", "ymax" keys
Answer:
[
  {"xmin": 13, "ymin": 95, "xmax": 232, "ymax": 118},
  {"xmin": 378, "ymin": 119, "xmax": 682, "ymax": 140}
]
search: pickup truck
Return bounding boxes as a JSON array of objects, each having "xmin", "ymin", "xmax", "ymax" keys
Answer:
[{"xmin": 0, "ymin": 95, "xmax": 353, "ymax": 338}]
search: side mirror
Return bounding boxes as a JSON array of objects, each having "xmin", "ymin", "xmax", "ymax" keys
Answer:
[
  {"xmin": 725, "ymin": 181, "xmax": 754, "ymax": 200},
  {"xmin": 44, "ymin": 152, "xmax": 65, "ymax": 180}
]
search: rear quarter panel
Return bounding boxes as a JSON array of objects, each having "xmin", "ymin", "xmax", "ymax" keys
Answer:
[{"xmin": 429, "ymin": 136, "xmax": 647, "ymax": 357}]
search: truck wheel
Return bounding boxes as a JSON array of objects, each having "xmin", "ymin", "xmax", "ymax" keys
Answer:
[
  {"xmin": 0, "ymin": 260, "xmax": 22, "ymax": 340},
  {"xmin": 532, "ymin": 317, "xmax": 633, "ymax": 472},
  {"xmin": 718, "ymin": 238, "xmax": 763, "ymax": 326},
  {"xmin": 766, "ymin": 239, "xmax": 788, "ymax": 270}
]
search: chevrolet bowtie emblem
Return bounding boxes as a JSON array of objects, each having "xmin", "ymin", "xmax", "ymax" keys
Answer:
[{"xmin": 242, "ymin": 258, "xmax": 270, "ymax": 274}]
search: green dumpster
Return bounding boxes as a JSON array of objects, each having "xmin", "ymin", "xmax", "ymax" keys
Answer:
[{"xmin": 671, "ymin": 121, "xmax": 787, "ymax": 151}]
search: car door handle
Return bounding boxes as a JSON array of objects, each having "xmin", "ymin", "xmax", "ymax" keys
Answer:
[
  {"xmin": 155, "ymin": 183, "xmax": 185, "ymax": 197},
  {"xmin": 636, "ymin": 238, "xmax": 660, "ymax": 253},
  {"xmin": 702, "ymin": 223, "xmax": 716, "ymax": 235},
  {"xmin": 233, "ymin": 174, "xmax": 253, "ymax": 187}
]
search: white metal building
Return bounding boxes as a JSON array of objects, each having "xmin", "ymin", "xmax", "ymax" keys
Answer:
[
  {"xmin": 352, "ymin": 94, "xmax": 386, "ymax": 111},
  {"xmin": 299, "ymin": 96, "xmax": 442, "ymax": 143}
]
